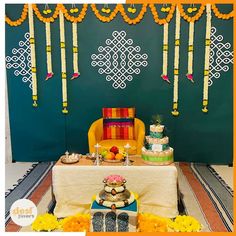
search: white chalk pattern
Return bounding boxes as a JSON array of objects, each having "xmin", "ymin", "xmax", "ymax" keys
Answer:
[
  {"xmin": 91, "ymin": 30, "xmax": 148, "ymax": 89},
  {"xmin": 209, "ymin": 26, "xmax": 233, "ymax": 86},
  {"xmin": 5, "ymin": 32, "xmax": 32, "ymax": 89}
]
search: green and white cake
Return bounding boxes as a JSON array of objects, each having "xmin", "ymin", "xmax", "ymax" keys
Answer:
[{"xmin": 141, "ymin": 124, "xmax": 174, "ymax": 165}]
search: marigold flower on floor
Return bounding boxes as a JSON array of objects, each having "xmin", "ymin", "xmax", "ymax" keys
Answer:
[
  {"xmin": 60, "ymin": 213, "xmax": 90, "ymax": 232},
  {"xmin": 31, "ymin": 213, "xmax": 59, "ymax": 232}
]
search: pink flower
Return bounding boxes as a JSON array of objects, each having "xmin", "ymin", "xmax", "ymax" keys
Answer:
[
  {"xmin": 71, "ymin": 72, "xmax": 80, "ymax": 80},
  {"xmin": 161, "ymin": 74, "xmax": 170, "ymax": 83},
  {"xmin": 186, "ymin": 74, "xmax": 194, "ymax": 83},
  {"xmin": 45, "ymin": 72, "xmax": 53, "ymax": 80},
  {"xmin": 105, "ymin": 175, "xmax": 125, "ymax": 182}
]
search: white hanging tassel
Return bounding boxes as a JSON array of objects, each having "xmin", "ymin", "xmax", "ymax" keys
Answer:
[
  {"xmin": 186, "ymin": 21, "xmax": 194, "ymax": 83},
  {"xmin": 202, "ymin": 4, "xmax": 212, "ymax": 113},
  {"xmin": 171, "ymin": 6, "xmax": 181, "ymax": 116},
  {"xmin": 45, "ymin": 22, "xmax": 53, "ymax": 80},
  {"xmin": 161, "ymin": 23, "xmax": 170, "ymax": 83},
  {"xmin": 71, "ymin": 22, "xmax": 80, "ymax": 80},
  {"xmin": 28, "ymin": 4, "xmax": 38, "ymax": 107},
  {"xmin": 59, "ymin": 10, "xmax": 68, "ymax": 114}
]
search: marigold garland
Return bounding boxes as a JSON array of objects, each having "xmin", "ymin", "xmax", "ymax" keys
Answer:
[
  {"xmin": 149, "ymin": 4, "xmax": 176, "ymax": 25},
  {"xmin": 59, "ymin": 4, "xmax": 88, "ymax": 23},
  {"xmin": 178, "ymin": 4, "xmax": 205, "ymax": 23},
  {"xmin": 5, "ymin": 4, "xmax": 234, "ymax": 27},
  {"xmin": 32, "ymin": 4, "xmax": 60, "ymax": 23},
  {"xmin": 119, "ymin": 4, "xmax": 148, "ymax": 25},
  {"xmin": 5, "ymin": 4, "xmax": 28, "ymax": 26},
  {"xmin": 91, "ymin": 4, "xmax": 119, "ymax": 23},
  {"xmin": 211, "ymin": 4, "xmax": 233, "ymax": 19}
]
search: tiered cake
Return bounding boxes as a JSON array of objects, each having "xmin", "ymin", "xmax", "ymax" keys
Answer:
[
  {"xmin": 141, "ymin": 122, "xmax": 174, "ymax": 165},
  {"xmin": 90, "ymin": 175, "xmax": 138, "ymax": 232}
]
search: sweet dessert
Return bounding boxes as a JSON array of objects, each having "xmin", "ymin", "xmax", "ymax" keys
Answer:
[
  {"xmin": 141, "ymin": 116, "xmax": 174, "ymax": 165},
  {"xmin": 90, "ymin": 175, "xmax": 138, "ymax": 232},
  {"xmin": 96, "ymin": 175, "xmax": 135, "ymax": 209}
]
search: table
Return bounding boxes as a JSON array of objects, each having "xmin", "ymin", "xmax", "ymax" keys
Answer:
[{"xmin": 52, "ymin": 156, "xmax": 178, "ymax": 218}]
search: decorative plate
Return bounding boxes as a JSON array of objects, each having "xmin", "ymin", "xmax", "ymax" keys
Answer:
[{"xmin": 61, "ymin": 155, "xmax": 80, "ymax": 164}]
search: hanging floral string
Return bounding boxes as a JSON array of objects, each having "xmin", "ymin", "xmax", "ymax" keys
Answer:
[
  {"xmin": 59, "ymin": 9, "xmax": 68, "ymax": 114},
  {"xmin": 178, "ymin": 4, "xmax": 205, "ymax": 83},
  {"xmin": 161, "ymin": 22, "xmax": 170, "ymax": 83},
  {"xmin": 202, "ymin": 4, "xmax": 212, "ymax": 113},
  {"xmin": 28, "ymin": 4, "xmax": 38, "ymax": 107},
  {"xmin": 186, "ymin": 21, "xmax": 194, "ymax": 82},
  {"xmin": 71, "ymin": 22, "xmax": 79, "ymax": 79},
  {"xmin": 171, "ymin": 6, "xmax": 181, "ymax": 117},
  {"xmin": 45, "ymin": 21, "xmax": 53, "ymax": 80}
]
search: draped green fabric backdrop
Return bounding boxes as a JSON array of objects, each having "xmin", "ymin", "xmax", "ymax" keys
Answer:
[{"xmin": 5, "ymin": 4, "xmax": 233, "ymax": 164}]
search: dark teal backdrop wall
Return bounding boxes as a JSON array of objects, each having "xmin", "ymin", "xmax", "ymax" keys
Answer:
[{"xmin": 5, "ymin": 4, "xmax": 233, "ymax": 164}]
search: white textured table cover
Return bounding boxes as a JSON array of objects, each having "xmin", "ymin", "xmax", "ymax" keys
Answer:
[{"xmin": 52, "ymin": 156, "xmax": 178, "ymax": 218}]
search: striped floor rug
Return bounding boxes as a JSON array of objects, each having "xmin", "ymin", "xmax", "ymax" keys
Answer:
[{"xmin": 5, "ymin": 162, "xmax": 233, "ymax": 232}]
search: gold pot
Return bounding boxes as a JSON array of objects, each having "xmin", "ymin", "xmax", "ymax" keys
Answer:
[{"xmin": 99, "ymin": 189, "xmax": 131, "ymax": 202}]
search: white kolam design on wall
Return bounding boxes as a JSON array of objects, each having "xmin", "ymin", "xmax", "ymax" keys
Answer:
[
  {"xmin": 209, "ymin": 26, "xmax": 233, "ymax": 86},
  {"xmin": 5, "ymin": 32, "xmax": 32, "ymax": 89},
  {"xmin": 91, "ymin": 30, "xmax": 148, "ymax": 89}
]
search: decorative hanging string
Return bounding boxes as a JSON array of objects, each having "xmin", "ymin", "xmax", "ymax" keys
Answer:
[
  {"xmin": 161, "ymin": 22, "xmax": 170, "ymax": 83},
  {"xmin": 171, "ymin": 6, "xmax": 181, "ymax": 117},
  {"xmin": 202, "ymin": 4, "xmax": 211, "ymax": 113},
  {"xmin": 71, "ymin": 22, "xmax": 80, "ymax": 79},
  {"xmin": 45, "ymin": 22, "xmax": 53, "ymax": 80},
  {"xmin": 186, "ymin": 21, "xmax": 194, "ymax": 82},
  {"xmin": 28, "ymin": 4, "xmax": 38, "ymax": 107},
  {"xmin": 178, "ymin": 4, "xmax": 206, "ymax": 83},
  {"xmin": 59, "ymin": 10, "xmax": 68, "ymax": 114}
]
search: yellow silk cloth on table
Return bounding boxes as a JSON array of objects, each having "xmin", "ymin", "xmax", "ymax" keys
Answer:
[{"xmin": 52, "ymin": 156, "xmax": 178, "ymax": 218}]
